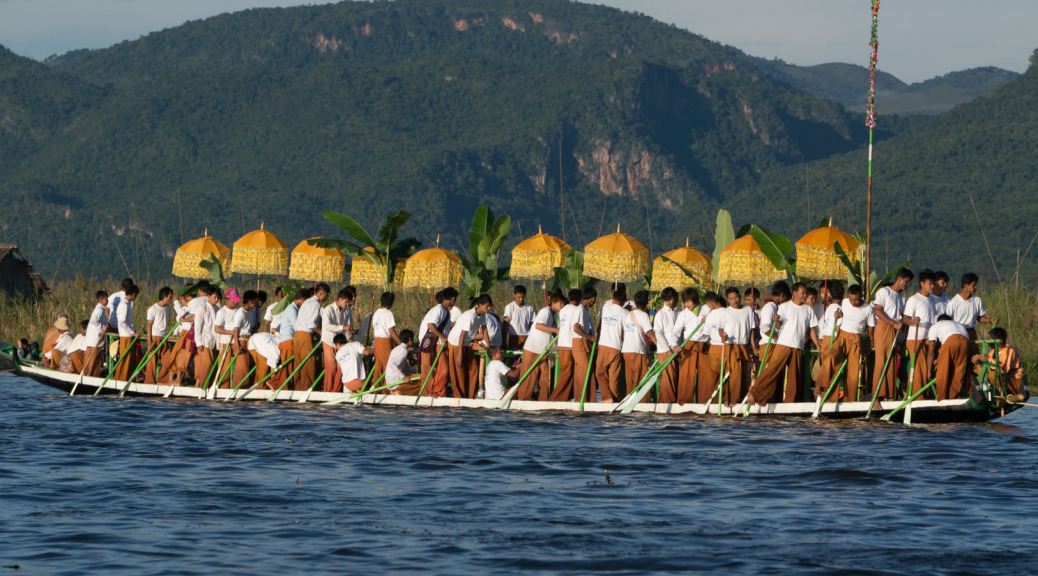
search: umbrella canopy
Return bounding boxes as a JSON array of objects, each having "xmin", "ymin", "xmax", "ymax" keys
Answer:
[
  {"xmin": 289, "ymin": 237, "xmax": 345, "ymax": 283},
  {"xmin": 510, "ymin": 226, "xmax": 571, "ymax": 280},
  {"xmin": 795, "ymin": 222, "xmax": 861, "ymax": 280},
  {"xmin": 717, "ymin": 235, "xmax": 787, "ymax": 285},
  {"xmin": 172, "ymin": 229, "xmax": 232, "ymax": 279},
  {"xmin": 583, "ymin": 225, "xmax": 650, "ymax": 283},
  {"xmin": 401, "ymin": 241, "xmax": 462, "ymax": 290},
  {"xmin": 230, "ymin": 222, "xmax": 289, "ymax": 276},
  {"xmin": 651, "ymin": 239, "xmax": 712, "ymax": 290},
  {"xmin": 348, "ymin": 247, "xmax": 385, "ymax": 287}
]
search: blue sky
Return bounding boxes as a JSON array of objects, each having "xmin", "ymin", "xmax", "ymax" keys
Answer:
[{"xmin": 1, "ymin": 0, "xmax": 1035, "ymax": 83}]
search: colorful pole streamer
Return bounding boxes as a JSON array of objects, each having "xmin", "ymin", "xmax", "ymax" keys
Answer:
[{"xmin": 864, "ymin": 0, "xmax": 880, "ymax": 297}]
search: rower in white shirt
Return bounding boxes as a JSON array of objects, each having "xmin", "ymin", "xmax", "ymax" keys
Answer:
[
  {"xmin": 321, "ymin": 286, "xmax": 357, "ymax": 393},
  {"xmin": 872, "ymin": 269, "xmax": 913, "ymax": 401},
  {"xmin": 652, "ymin": 287, "xmax": 681, "ymax": 404},
  {"xmin": 902, "ymin": 270, "xmax": 938, "ymax": 396},
  {"xmin": 502, "ymin": 285, "xmax": 536, "ymax": 350}
]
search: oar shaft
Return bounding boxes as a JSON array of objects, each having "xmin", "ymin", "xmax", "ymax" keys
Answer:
[
  {"xmin": 865, "ymin": 337, "xmax": 899, "ymax": 419},
  {"xmin": 618, "ymin": 318, "xmax": 706, "ymax": 411},
  {"xmin": 122, "ymin": 321, "xmax": 182, "ymax": 391},
  {"xmin": 578, "ymin": 341, "xmax": 597, "ymax": 411},
  {"xmin": 881, "ymin": 378, "xmax": 937, "ymax": 421},
  {"xmin": 498, "ymin": 336, "xmax": 558, "ymax": 407},
  {"xmin": 414, "ymin": 343, "xmax": 448, "ymax": 406},
  {"xmin": 94, "ymin": 336, "xmax": 141, "ymax": 396},
  {"xmin": 269, "ymin": 340, "xmax": 322, "ymax": 396}
]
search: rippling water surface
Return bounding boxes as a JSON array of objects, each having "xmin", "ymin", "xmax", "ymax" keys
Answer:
[{"xmin": 2, "ymin": 373, "xmax": 1037, "ymax": 575}]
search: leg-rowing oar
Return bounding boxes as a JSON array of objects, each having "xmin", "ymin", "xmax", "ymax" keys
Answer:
[
  {"xmin": 118, "ymin": 322, "xmax": 181, "ymax": 397},
  {"xmin": 323, "ymin": 377, "xmax": 404, "ymax": 406},
  {"xmin": 206, "ymin": 349, "xmax": 236, "ymax": 400},
  {"xmin": 296, "ymin": 369, "xmax": 326, "ymax": 403},
  {"xmin": 320, "ymin": 361, "xmax": 378, "ymax": 406},
  {"xmin": 811, "ymin": 359, "xmax": 848, "ymax": 418},
  {"xmin": 578, "ymin": 341, "xmax": 597, "ymax": 412},
  {"xmin": 93, "ymin": 337, "xmax": 141, "ymax": 396},
  {"xmin": 252, "ymin": 343, "xmax": 322, "ymax": 402},
  {"xmin": 880, "ymin": 377, "xmax": 937, "ymax": 422},
  {"xmin": 413, "ymin": 344, "xmax": 448, "ymax": 406},
  {"xmin": 498, "ymin": 336, "xmax": 558, "ymax": 408},
  {"xmin": 353, "ymin": 373, "xmax": 386, "ymax": 405},
  {"xmin": 865, "ymin": 338, "xmax": 899, "ymax": 419},
  {"xmin": 614, "ymin": 320, "xmax": 707, "ymax": 414},
  {"xmin": 701, "ymin": 371, "xmax": 731, "ymax": 416},
  {"xmin": 733, "ymin": 322, "xmax": 781, "ymax": 417},
  {"xmin": 716, "ymin": 344, "xmax": 727, "ymax": 416},
  {"xmin": 227, "ymin": 355, "xmax": 292, "ymax": 401}
]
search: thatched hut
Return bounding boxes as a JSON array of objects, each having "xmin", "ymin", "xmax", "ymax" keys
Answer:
[{"xmin": 0, "ymin": 244, "xmax": 50, "ymax": 300}]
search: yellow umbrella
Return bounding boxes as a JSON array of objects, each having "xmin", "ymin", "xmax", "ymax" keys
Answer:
[
  {"xmin": 172, "ymin": 229, "xmax": 232, "ymax": 279},
  {"xmin": 510, "ymin": 226, "xmax": 570, "ymax": 280},
  {"xmin": 401, "ymin": 237, "xmax": 462, "ymax": 290},
  {"xmin": 717, "ymin": 235, "xmax": 787, "ymax": 285},
  {"xmin": 795, "ymin": 221, "xmax": 860, "ymax": 280},
  {"xmin": 583, "ymin": 224, "xmax": 650, "ymax": 283},
  {"xmin": 348, "ymin": 247, "xmax": 384, "ymax": 287},
  {"xmin": 651, "ymin": 239, "xmax": 712, "ymax": 290},
  {"xmin": 289, "ymin": 237, "xmax": 345, "ymax": 283},
  {"xmin": 230, "ymin": 222, "xmax": 289, "ymax": 276}
]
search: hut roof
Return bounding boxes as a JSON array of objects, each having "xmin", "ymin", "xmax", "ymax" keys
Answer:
[{"xmin": 0, "ymin": 244, "xmax": 51, "ymax": 300}]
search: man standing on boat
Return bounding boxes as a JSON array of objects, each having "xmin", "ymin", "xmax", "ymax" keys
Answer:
[
  {"xmin": 746, "ymin": 282, "xmax": 819, "ymax": 405},
  {"xmin": 293, "ymin": 283, "xmax": 329, "ymax": 391},
  {"xmin": 114, "ymin": 284, "xmax": 142, "ymax": 383},
  {"xmin": 872, "ymin": 268, "xmax": 913, "ymax": 401},
  {"xmin": 946, "ymin": 273, "xmax": 998, "ymax": 352}
]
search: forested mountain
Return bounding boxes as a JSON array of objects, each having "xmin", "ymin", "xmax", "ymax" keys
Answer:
[
  {"xmin": 755, "ymin": 58, "xmax": 1018, "ymax": 115},
  {"xmin": 742, "ymin": 50, "xmax": 1038, "ymax": 282},
  {"xmin": 0, "ymin": 0, "xmax": 1033, "ymax": 284}
]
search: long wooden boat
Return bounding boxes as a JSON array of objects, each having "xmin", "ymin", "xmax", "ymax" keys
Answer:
[{"xmin": 2, "ymin": 346, "xmax": 1018, "ymax": 424}]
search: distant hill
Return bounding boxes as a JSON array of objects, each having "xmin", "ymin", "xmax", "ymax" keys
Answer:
[
  {"xmin": 755, "ymin": 58, "xmax": 1018, "ymax": 115},
  {"xmin": 740, "ymin": 50, "xmax": 1038, "ymax": 282},
  {"xmin": 0, "ymin": 0, "xmax": 882, "ymax": 278}
]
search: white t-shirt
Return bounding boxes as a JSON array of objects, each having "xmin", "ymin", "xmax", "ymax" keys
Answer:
[
  {"xmin": 759, "ymin": 301, "xmax": 779, "ymax": 344},
  {"xmin": 372, "ymin": 308, "xmax": 396, "ymax": 339},
  {"xmin": 385, "ymin": 343, "xmax": 412, "ymax": 389},
  {"xmin": 839, "ymin": 299, "xmax": 876, "ymax": 335},
  {"xmin": 418, "ymin": 305, "xmax": 451, "ymax": 344},
  {"xmin": 484, "ymin": 359, "xmax": 512, "ymax": 400},
  {"xmin": 930, "ymin": 293, "xmax": 950, "ymax": 317},
  {"xmin": 904, "ymin": 293, "xmax": 937, "ymax": 341},
  {"xmin": 653, "ymin": 304, "xmax": 679, "ymax": 350},
  {"xmin": 85, "ymin": 304, "xmax": 107, "ymax": 348},
  {"xmin": 821, "ymin": 303, "xmax": 841, "ymax": 339},
  {"xmin": 557, "ymin": 304, "xmax": 580, "ymax": 348},
  {"xmin": 874, "ymin": 286, "xmax": 905, "ymax": 322},
  {"xmin": 946, "ymin": 294, "xmax": 986, "ymax": 329},
  {"xmin": 447, "ymin": 309, "xmax": 483, "ymax": 347},
  {"xmin": 71, "ymin": 333, "xmax": 87, "ymax": 353},
  {"xmin": 450, "ymin": 306, "xmax": 462, "ymax": 323},
  {"xmin": 116, "ymin": 298, "xmax": 136, "ymax": 338},
  {"xmin": 215, "ymin": 306, "xmax": 236, "ymax": 346},
  {"xmin": 672, "ymin": 306, "xmax": 708, "ymax": 345},
  {"xmin": 264, "ymin": 302, "xmax": 282, "ymax": 332},
  {"xmin": 774, "ymin": 302, "xmax": 818, "ymax": 350},
  {"xmin": 928, "ymin": 319, "xmax": 969, "ymax": 344},
  {"xmin": 573, "ymin": 305, "xmax": 594, "ymax": 341},
  {"xmin": 193, "ymin": 301, "xmax": 217, "ymax": 349},
  {"xmin": 523, "ymin": 307, "xmax": 556, "ymax": 355},
  {"xmin": 485, "ymin": 313, "xmax": 503, "ymax": 347},
  {"xmin": 147, "ymin": 304, "xmax": 170, "ymax": 337},
  {"xmin": 503, "ymin": 302, "xmax": 535, "ymax": 336},
  {"xmin": 722, "ymin": 306, "xmax": 756, "ymax": 345},
  {"xmin": 597, "ymin": 301, "xmax": 626, "ymax": 351},
  {"xmin": 621, "ymin": 309, "xmax": 654, "ymax": 354},
  {"xmin": 106, "ymin": 290, "xmax": 126, "ymax": 329},
  {"xmin": 231, "ymin": 307, "xmax": 253, "ymax": 339},
  {"xmin": 705, "ymin": 308, "xmax": 728, "ymax": 346},
  {"xmin": 336, "ymin": 342, "xmax": 367, "ymax": 382},
  {"xmin": 247, "ymin": 332, "xmax": 281, "ymax": 371},
  {"xmin": 48, "ymin": 332, "xmax": 74, "ymax": 357}
]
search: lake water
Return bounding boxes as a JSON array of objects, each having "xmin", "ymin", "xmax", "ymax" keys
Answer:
[{"xmin": 2, "ymin": 373, "xmax": 1037, "ymax": 575}]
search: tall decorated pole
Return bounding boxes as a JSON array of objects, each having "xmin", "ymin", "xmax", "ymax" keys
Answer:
[{"xmin": 864, "ymin": 0, "xmax": 881, "ymax": 297}]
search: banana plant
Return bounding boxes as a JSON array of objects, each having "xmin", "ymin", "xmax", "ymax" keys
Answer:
[
  {"xmin": 268, "ymin": 279, "xmax": 304, "ymax": 315},
  {"xmin": 178, "ymin": 252, "xmax": 229, "ymax": 296},
  {"xmin": 834, "ymin": 241, "xmax": 910, "ymax": 300},
  {"xmin": 747, "ymin": 225, "xmax": 797, "ymax": 282},
  {"xmin": 459, "ymin": 205, "xmax": 511, "ymax": 302},
  {"xmin": 311, "ymin": 210, "xmax": 421, "ymax": 293},
  {"xmin": 711, "ymin": 209, "xmax": 735, "ymax": 284},
  {"xmin": 550, "ymin": 247, "xmax": 596, "ymax": 292}
]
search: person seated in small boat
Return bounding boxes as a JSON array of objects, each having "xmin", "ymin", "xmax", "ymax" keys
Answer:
[
  {"xmin": 42, "ymin": 315, "xmax": 72, "ymax": 369},
  {"xmin": 928, "ymin": 315, "xmax": 970, "ymax": 401},
  {"xmin": 41, "ymin": 314, "xmax": 71, "ymax": 368},
  {"xmin": 484, "ymin": 346, "xmax": 520, "ymax": 401},
  {"xmin": 972, "ymin": 327, "xmax": 1029, "ymax": 400},
  {"xmin": 386, "ymin": 329, "xmax": 422, "ymax": 395},
  {"xmin": 65, "ymin": 320, "xmax": 88, "ymax": 375},
  {"xmin": 333, "ymin": 333, "xmax": 372, "ymax": 393}
]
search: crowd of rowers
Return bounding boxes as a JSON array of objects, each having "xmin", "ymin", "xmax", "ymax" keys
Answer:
[{"xmin": 32, "ymin": 268, "xmax": 1028, "ymax": 405}]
